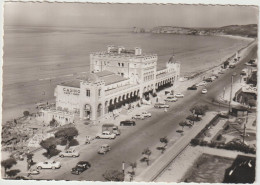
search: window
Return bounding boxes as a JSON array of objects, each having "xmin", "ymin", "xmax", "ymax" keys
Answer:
[
  {"xmin": 86, "ymin": 89, "xmax": 91, "ymax": 97},
  {"xmin": 118, "ymin": 63, "xmax": 121, "ymax": 67},
  {"xmin": 98, "ymin": 89, "xmax": 101, "ymax": 97},
  {"xmin": 122, "ymin": 63, "xmax": 124, "ymax": 67}
]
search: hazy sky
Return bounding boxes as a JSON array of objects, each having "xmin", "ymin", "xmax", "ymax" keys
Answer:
[{"xmin": 4, "ymin": 2, "xmax": 258, "ymax": 28}]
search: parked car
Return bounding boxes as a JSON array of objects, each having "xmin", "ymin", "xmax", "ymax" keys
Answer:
[
  {"xmin": 229, "ymin": 64, "xmax": 236, "ymax": 68},
  {"xmin": 187, "ymin": 85, "xmax": 197, "ymax": 90},
  {"xmin": 240, "ymin": 69, "xmax": 247, "ymax": 75},
  {"xmin": 175, "ymin": 93, "xmax": 184, "ymax": 98},
  {"xmin": 59, "ymin": 149, "xmax": 79, "ymax": 158},
  {"xmin": 132, "ymin": 114, "xmax": 145, "ymax": 120},
  {"xmin": 154, "ymin": 103, "xmax": 170, "ymax": 108},
  {"xmin": 96, "ymin": 131, "xmax": 116, "ymax": 139},
  {"xmin": 98, "ymin": 144, "xmax": 111, "ymax": 154},
  {"xmin": 201, "ymin": 89, "xmax": 208, "ymax": 94},
  {"xmin": 71, "ymin": 161, "xmax": 91, "ymax": 175},
  {"xmin": 141, "ymin": 111, "xmax": 152, "ymax": 117},
  {"xmin": 36, "ymin": 160, "xmax": 61, "ymax": 170},
  {"xmin": 120, "ymin": 120, "xmax": 136, "ymax": 126},
  {"xmin": 28, "ymin": 169, "xmax": 40, "ymax": 175},
  {"xmin": 205, "ymin": 78, "xmax": 213, "ymax": 82},
  {"xmin": 165, "ymin": 96, "xmax": 178, "ymax": 102},
  {"xmin": 196, "ymin": 81, "xmax": 207, "ymax": 87}
]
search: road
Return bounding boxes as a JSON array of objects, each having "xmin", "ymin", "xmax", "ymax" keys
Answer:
[{"xmin": 34, "ymin": 43, "xmax": 257, "ymax": 181}]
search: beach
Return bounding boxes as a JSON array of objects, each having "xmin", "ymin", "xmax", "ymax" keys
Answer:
[{"xmin": 2, "ymin": 26, "xmax": 254, "ymax": 123}]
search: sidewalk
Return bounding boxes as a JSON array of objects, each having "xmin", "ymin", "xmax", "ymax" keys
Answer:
[{"xmin": 134, "ymin": 112, "xmax": 217, "ymax": 182}]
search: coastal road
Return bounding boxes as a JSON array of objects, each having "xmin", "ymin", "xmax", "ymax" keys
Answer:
[{"xmin": 34, "ymin": 43, "xmax": 257, "ymax": 181}]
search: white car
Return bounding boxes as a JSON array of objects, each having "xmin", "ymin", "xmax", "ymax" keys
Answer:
[
  {"xmin": 141, "ymin": 111, "xmax": 152, "ymax": 117},
  {"xmin": 96, "ymin": 131, "xmax": 116, "ymax": 139},
  {"xmin": 202, "ymin": 89, "xmax": 208, "ymax": 94},
  {"xmin": 175, "ymin": 93, "xmax": 184, "ymax": 98},
  {"xmin": 154, "ymin": 103, "xmax": 170, "ymax": 108},
  {"xmin": 196, "ymin": 81, "xmax": 207, "ymax": 87},
  {"xmin": 165, "ymin": 96, "xmax": 178, "ymax": 102},
  {"xmin": 59, "ymin": 149, "xmax": 79, "ymax": 158},
  {"xmin": 36, "ymin": 160, "xmax": 61, "ymax": 170},
  {"xmin": 132, "ymin": 114, "xmax": 145, "ymax": 120}
]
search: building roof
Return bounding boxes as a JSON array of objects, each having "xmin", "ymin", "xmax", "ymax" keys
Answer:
[
  {"xmin": 100, "ymin": 74, "xmax": 128, "ymax": 85},
  {"xmin": 60, "ymin": 80, "xmax": 80, "ymax": 88},
  {"xmin": 95, "ymin": 70, "xmax": 115, "ymax": 78},
  {"xmin": 59, "ymin": 71, "xmax": 128, "ymax": 87},
  {"xmin": 78, "ymin": 73, "xmax": 101, "ymax": 83}
]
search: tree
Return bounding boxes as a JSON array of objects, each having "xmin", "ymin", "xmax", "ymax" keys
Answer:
[
  {"xmin": 26, "ymin": 153, "xmax": 34, "ymax": 170},
  {"xmin": 103, "ymin": 170, "xmax": 124, "ymax": 181},
  {"xmin": 186, "ymin": 115, "xmax": 201, "ymax": 122},
  {"xmin": 55, "ymin": 127, "xmax": 79, "ymax": 149},
  {"xmin": 50, "ymin": 118, "xmax": 58, "ymax": 127},
  {"xmin": 141, "ymin": 148, "xmax": 152, "ymax": 166},
  {"xmin": 23, "ymin": 111, "xmax": 30, "ymax": 117},
  {"xmin": 190, "ymin": 105, "xmax": 208, "ymax": 118},
  {"xmin": 1, "ymin": 158, "xmax": 17, "ymax": 177},
  {"xmin": 224, "ymin": 61, "xmax": 229, "ymax": 68},
  {"xmin": 40, "ymin": 137, "xmax": 59, "ymax": 158},
  {"xmin": 6, "ymin": 169, "xmax": 20, "ymax": 178},
  {"xmin": 179, "ymin": 121, "xmax": 186, "ymax": 130},
  {"xmin": 128, "ymin": 162, "xmax": 137, "ymax": 181},
  {"xmin": 248, "ymin": 99, "xmax": 256, "ymax": 108},
  {"xmin": 157, "ymin": 137, "xmax": 168, "ymax": 154}
]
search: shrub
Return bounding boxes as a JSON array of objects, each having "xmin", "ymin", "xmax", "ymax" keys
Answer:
[
  {"xmin": 43, "ymin": 149, "xmax": 61, "ymax": 158},
  {"xmin": 216, "ymin": 134, "xmax": 222, "ymax": 141},
  {"xmin": 23, "ymin": 111, "xmax": 30, "ymax": 117},
  {"xmin": 69, "ymin": 139, "xmax": 79, "ymax": 147},
  {"xmin": 190, "ymin": 138, "xmax": 200, "ymax": 146},
  {"xmin": 103, "ymin": 170, "xmax": 124, "ymax": 181},
  {"xmin": 199, "ymin": 140, "xmax": 208, "ymax": 146},
  {"xmin": 152, "ymin": 93, "xmax": 157, "ymax": 97},
  {"xmin": 224, "ymin": 124, "xmax": 230, "ymax": 130}
]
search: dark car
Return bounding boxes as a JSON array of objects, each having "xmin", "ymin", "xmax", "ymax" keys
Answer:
[
  {"xmin": 120, "ymin": 120, "xmax": 136, "ymax": 126},
  {"xmin": 71, "ymin": 161, "xmax": 91, "ymax": 175},
  {"xmin": 205, "ymin": 78, "xmax": 213, "ymax": 82},
  {"xmin": 187, "ymin": 85, "xmax": 197, "ymax": 90}
]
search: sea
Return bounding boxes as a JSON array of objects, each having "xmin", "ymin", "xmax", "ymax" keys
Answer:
[{"xmin": 2, "ymin": 26, "xmax": 252, "ymax": 122}]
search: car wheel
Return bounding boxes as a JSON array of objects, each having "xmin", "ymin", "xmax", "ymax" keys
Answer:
[
  {"xmin": 37, "ymin": 166, "xmax": 42, "ymax": 170},
  {"xmin": 96, "ymin": 136, "xmax": 100, "ymax": 139},
  {"xmin": 60, "ymin": 155, "xmax": 64, "ymax": 158},
  {"xmin": 52, "ymin": 166, "xmax": 55, "ymax": 170}
]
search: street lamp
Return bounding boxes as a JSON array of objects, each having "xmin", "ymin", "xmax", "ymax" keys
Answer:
[
  {"xmin": 122, "ymin": 161, "xmax": 125, "ymax": 174},
  {"xmin": 228, "ymin": 73, "xmax": 237, "ymax": 114}
]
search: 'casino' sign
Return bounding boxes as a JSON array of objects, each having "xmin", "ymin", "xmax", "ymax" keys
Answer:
[{"xmin": 63, "ymin": 88, "xmax": 80, "ymax": 95}]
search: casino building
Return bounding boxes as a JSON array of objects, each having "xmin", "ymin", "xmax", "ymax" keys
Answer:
[{"xmin": 53, "ymin": 46, "xmax": 180, "ymax": 122}]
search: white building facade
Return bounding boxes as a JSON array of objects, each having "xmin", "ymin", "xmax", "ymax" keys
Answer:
[{"xmin": 54, "ymin": 46, "xmax": 180, "ymax": 122}]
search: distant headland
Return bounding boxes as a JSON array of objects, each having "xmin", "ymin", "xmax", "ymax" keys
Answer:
[{"xmin": 133, "ymin": 24, "xmax": 257, "ymax": 38}]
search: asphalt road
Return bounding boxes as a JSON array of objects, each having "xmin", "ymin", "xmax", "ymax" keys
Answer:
[{"xmin": 34, "ymin": 43, "xmax": 257, "ymax": 181}]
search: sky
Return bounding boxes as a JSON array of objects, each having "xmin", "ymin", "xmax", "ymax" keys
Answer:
[{"xmin": 4, "ymin": 2, "xmax": 259, "ymax": 28}]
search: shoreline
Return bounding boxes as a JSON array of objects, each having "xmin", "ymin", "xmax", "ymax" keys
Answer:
[{"xmin": 182, "ymin": 37, "xmax": 256, "ymax": 79}]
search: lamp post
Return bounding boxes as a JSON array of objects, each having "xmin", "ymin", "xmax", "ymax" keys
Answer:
[
  {"xmin": 122, "ymin": 161, "xmax": 125, "ymax": 174},
  {"xmin": 228, "ymin": 73, "xmax": 237, "ymax": 114}
]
